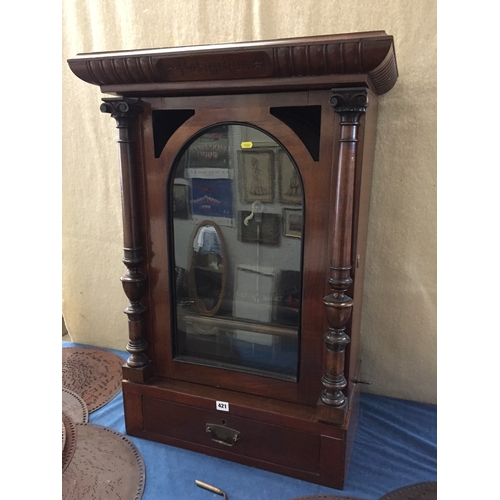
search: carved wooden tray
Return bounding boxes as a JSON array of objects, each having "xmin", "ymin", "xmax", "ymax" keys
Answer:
[
  {"xmin": 291, "ymin": 481, "xmax": 437, "ymax": 500},
  {"xmin": 62, "ymin": 347, "xmax": 125, "ymax": 412},
  {"xmin": 291, "ymin": 495, "xmax": 364, "ymax": 500},
  {"xmin": 379, "ymin": 482, "xmax": 437, "ymax": 500},
  {"xmin": 62, "ymin": 388, "xmax": 89, "ymax": 423},
  {"xmin": 62, "ymin": 423, "xmax": 146, "ymax": 500},
  {"xmin": 62, "ymin": 411, "xmax": 77, "ymax": 473}
]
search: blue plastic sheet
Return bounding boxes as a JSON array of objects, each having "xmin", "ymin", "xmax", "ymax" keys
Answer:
[{"xmin": 63, "ymin": 342, "xmax": 436, "ymax": 499}]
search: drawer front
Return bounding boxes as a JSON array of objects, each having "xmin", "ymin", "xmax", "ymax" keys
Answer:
[{"xmin": 142, "ymin": 396, "xmax": 320, "ymax": 472}]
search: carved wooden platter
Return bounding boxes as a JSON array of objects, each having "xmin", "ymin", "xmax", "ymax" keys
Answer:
[
  {"xmin": 62, "ymin": 347, "xmax": 125, "ymax": 412},
  {"xmin": 62, "ymin": 423, "xmax": 146, "ymax": 500},
  {"xmin": 62, "ymin": 411, "xmax": 77, "ymax": 473},
  {"xmin": 379, "ymin": 482, "xmax": 437, "ymax": 500},
  {"xmin": 291, "ymin": 495, "xmax": 364, "ymax": 500},
  {"xmin": 291, "ymin": 482, "xmax": 436, "ymax": 500},
  {"xmin": 62, "ymin": 388, "xmax": 89, "ymax": 423}
]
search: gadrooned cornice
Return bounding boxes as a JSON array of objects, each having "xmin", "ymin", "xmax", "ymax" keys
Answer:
[{"xmin": 68, "ymin": 31, "xmax": 398, "ymax": 96}]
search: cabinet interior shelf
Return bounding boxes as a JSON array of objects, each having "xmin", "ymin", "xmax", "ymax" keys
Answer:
[{"xmin": 180, "ymin": 311, "xmax": 298, "ymax": 337}]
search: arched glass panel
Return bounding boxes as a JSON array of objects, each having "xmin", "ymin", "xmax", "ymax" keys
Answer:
[{"xmin": 169, "ymin": 124, "xmax": 304, "ymax": 381}]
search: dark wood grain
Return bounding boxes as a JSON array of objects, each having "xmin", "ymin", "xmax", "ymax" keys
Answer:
[
  {"xmin": 69, "ymin": 32, "xmax": 398, "ymax": 489},
  {"xmin": 143, "ymin": 396, "xmax": 321, "ymax": 472},
  {"xmin": 67, "ymin": 31, "xmax": 397, "ymax": 97},
  {"xmin": 100, "ymin": 98, "xmax": 151, "ymax": 372},
  {"xmin": 319, "ymin": 89, "xmax": 368, "ymax": 414}
]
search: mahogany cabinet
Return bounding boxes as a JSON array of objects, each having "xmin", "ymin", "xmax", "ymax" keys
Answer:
[{"xmin": 68, "ymin": 31, "xmax": 398, "ymax": 489}]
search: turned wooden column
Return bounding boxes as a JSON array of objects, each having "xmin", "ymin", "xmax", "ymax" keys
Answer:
[
  {"xmin": 320, "ymin": 88, "xmax": 368, "ymax": 410},
  {"xmin": 100, "ymin": 97, "xmax": 150, "ymax": 372}
]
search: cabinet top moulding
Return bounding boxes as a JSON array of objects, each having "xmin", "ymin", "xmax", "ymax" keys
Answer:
[{"xmin": 67, "ymin": 31, "xmax": 398, "ymax": 97}]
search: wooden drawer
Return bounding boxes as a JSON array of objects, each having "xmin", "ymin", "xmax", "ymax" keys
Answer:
[{"xmin": 142, "ymin": 395, "xmax": 321, "ymax": 473}]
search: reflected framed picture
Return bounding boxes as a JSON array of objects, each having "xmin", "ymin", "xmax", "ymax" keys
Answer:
[
  {"xmin": 283, "ymin": 208, "xmax": 302, "ymax": 238},
  {"xmin": 190, "ymin": 178, "xmax": 233, "ymax": 219},
  {"xmin": 239, "ymin": 150, "xmax": 274, "ymax": 203},
  {"xmin": 279, "ymin": 151, "xmax": 302, "ymax": 204},
  {"xmin": 238, "ymin": 211, "xmax": 281, "ymax": 246},
  {"xmin": 172, "ymin": 180, "xmax": 190, "ymax": 219}
]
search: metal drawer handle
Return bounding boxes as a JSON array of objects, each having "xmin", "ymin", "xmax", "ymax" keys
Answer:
[{"xmin": 206, "ymin": 423, "xmax": 240, "ymax": 447}]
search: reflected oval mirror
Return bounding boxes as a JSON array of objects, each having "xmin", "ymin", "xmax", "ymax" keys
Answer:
[{"xmin": 188, "ymin": 221, "xmax": 226, "ymax": 316}]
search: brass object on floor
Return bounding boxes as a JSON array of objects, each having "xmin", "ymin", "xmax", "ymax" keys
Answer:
[{"xmin": 195, "ymin": 479, "xmax": 228, "ymax": 499}]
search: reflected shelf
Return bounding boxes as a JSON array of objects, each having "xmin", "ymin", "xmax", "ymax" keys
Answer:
[{"xmin": 179, "ymin": 311, "xmax": 298, "ymax": 337}]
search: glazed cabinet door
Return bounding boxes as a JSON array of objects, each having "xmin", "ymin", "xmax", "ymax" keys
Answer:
[{"xmin": 141, "ymin": 92, "xmax": 337, "ymax": 406}]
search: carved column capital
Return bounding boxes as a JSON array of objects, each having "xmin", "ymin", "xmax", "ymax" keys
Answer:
[
  {"xmin": 100, "ymin": 97, "xmax": 142, "ymax": 120},
  {"xmin": 330, "ymin": 89, "xmax": 368, "ymax": 118}
]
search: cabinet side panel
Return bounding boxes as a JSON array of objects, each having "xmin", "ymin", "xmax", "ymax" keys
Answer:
[
  {"xmin": 320, "ymin": 434, "xmax": 347, "ymax": 491},
  {"xmin": 123, "ymin": 391, "xmax": 144, "ymax": 435},
  {"xmin": 347, "ymin": 91, "xmax": 379, "ymax": 387}
]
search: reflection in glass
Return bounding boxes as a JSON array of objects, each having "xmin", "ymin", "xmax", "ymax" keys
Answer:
[
  {"xmin": 188, "ymin": 222, "xmax": 226, "ymax": 317},
  {"xmin": 170, "ymin": 124, "xmax": 303, "ymax": 381}
]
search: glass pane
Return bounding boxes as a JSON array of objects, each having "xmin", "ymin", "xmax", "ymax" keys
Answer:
[{"xmin": 170, "ymin": 124, "xmax": 303, "ymax": 381}]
